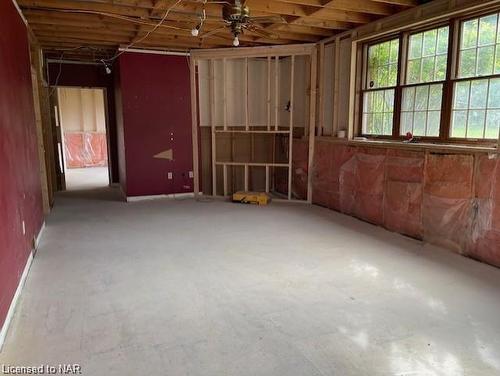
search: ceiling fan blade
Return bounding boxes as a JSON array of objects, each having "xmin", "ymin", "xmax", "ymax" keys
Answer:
[
  {"xmin": 244, "ymin": 24, "xmax": 279, "ymax": 40},
  {"xmin": 248, "ymin": 15, "xmax": 287, "ymax": 24},
  {"xmin": 200, "ymin": 26, "xmax": 228, "ymax": 39}
]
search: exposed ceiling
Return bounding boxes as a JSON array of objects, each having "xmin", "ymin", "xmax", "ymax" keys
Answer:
[{"xmin": 18, "ymin": 0, "xmax": 419, "ymax": 61}]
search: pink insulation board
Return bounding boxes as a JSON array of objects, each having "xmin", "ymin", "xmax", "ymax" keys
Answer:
[
  {"xmin": 310, "ymin": 139, "xmax": 500, "ymax": 268},
  {"xmin": 64, "ymin": 132, "xmax": 108, "ymax": 168}
]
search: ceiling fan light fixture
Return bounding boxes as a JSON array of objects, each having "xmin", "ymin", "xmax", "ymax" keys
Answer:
[
  {"xmin": 191, "ymin": 24, "xmax": 201, "ymax": 37},
  {"xmin": 233, "ymin": 36, "xmax": 240, "ymax": 47}
]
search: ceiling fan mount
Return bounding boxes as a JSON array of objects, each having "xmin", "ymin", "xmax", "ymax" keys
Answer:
[{"xmin": 194, "ymin": 0, "xmax": 286, "ymax": 46}]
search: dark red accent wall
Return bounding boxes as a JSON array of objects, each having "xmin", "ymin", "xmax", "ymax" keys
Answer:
[
  {"xmin": 47, "ymin": 62, "xmax": 119, "ymax": 183},
  {"xmin": 115, "ymin": 53, "xmax": 193, "ymax": 197},
  {"xmin": 0, "ymin": 1, "xmax": 44, "ymax": 330}
]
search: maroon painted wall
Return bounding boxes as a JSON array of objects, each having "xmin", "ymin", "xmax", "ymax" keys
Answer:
[
  {"xmin": 0, "ymin": 1, "xmax": 44, "ymax": 329},
  {"xmin": 47, "ymin": 62, "xmax": 119, "ymax": 183},
  {"xmin": 116, "ymin": 53, "xmax": 193, "ymax": 197},
  {"xmin": 114, "ymin": 60, "xmax": 127, "ymax": 194}
]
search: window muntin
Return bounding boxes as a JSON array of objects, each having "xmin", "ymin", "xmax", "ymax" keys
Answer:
[
  {"xmin": 407, "ymin": 27, "xmax": 449, "ymax": 84},
  {"xmin": 451, "ymin": 78, "xmax": 500, "ymax": 138},
  {"xmin": 360, "ymin": 11, "xmax": 499, "ymax": 143},
  {"xmin": 401, "ymin": 84, "xmax": 443, "ymax": 137},
  {"xmin": 451, "ymin": 12, "xmax": 500, "ymax": 140},
  {"xmin": 399, "ymin": 26, "xmax": 449, "ymax": 137},
  {"xmin": 458, "ymin": 13, "xmax": 500, "ymax": 78},
  {"xmin": 366, "ymin": 39, "xmax": 399, "ymax": 89},
  {"xmin": 362, "ymin": 38, "xmax": 399, "ymax": 135},
  {"xmin": 362, "ymin": 89, "xmax": 394, "ymax": 135}
]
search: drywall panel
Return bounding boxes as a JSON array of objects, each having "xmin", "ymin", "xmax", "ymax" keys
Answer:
[
  {"xmin": 58, "ymin": 88, "xmax": 106, "ymax": 132},
  {"xmin": 323, "ymin": 43, "xmax": 335, "ymax": 135},
  {"xmin": 337, "ymin": 38, "xmax": 352, "ymax": 130},
  {"xmin": 117, "ymin": 52, "xmax": 193, "ymax": 197},
  {"xmin": 248, "ymin": 58, "xmax": 268, "ymax": 127},
  {"xmin": 226, "ymin": 59, "xmax": 246, "ymax": 127},
  {"xmin": 197, "ymin": 60, "xmax": 211, "ymax": 127}
]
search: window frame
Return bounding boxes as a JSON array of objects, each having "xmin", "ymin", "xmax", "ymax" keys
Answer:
[{"xmin": 358, "ymin": 9, "xmax": 500, "ymax": 146}]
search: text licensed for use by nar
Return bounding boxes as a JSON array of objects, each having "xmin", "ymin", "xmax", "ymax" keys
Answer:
[{"xmin": 1, "ymin": 364, "xmax": 82, "ymax": 375}]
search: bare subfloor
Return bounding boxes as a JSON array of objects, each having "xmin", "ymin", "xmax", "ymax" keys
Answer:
[
  {"xmin": 65, "ymin": 167, "xmax": 109, "ymax": 191},
  {"xmin": 1, "ymin": 188, "xmax": 500, "ymax": 375}
]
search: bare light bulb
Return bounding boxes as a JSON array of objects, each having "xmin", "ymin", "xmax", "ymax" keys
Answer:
[
  {"xmin": 191, "ymin": 27, "xmax": 199, "ymax": 37},
  {"xmin": 232, "ymin": 36, "xmax": 239, "ymax": 47}
]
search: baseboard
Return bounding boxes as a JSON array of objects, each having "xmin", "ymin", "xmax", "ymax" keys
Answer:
[
  {"xmin": 0, "ymin": 222, "xmax": 44, "ymax": 352},
  {"xmin": 34, "ymin": 222, "xmax": 45, "ymax": 250},
  {"xmin": 126, "ymin": 192, "xmax": 194, "ymax": 202}
]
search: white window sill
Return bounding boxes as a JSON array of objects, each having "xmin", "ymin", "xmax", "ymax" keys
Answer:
[{"xmin": 316, "ymin": 136, "xmax": 499, "ymax": 154}]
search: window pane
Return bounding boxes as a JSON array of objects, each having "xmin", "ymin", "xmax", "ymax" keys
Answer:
[
  {"xmin": 467, "ymin": 110, "xmax": 486, "ymax": 138},
  {"xmin": 495, "ymin": 44, "xmax": 500, "ymax": 73},
  {"xmin": 402, "ymin": 87, "xmax": 415, "ymax": 111},
  {"xmin": 488, "ymin": 78, "xmax": 500, "ymax": 108},
  {"xmin": 451, "ymin": 111, "xmax": 467, "ymax": 137},
  {"xmin": 485, "ymin": 110, "xmax": 500, "ymax": 138},
  {"xmin": 415, "ymin": 85, "xmax": 429, "ymax": 110},
  {"xmin": 479, "ymin": 14, "xmax": 498, "ymax": 46},
  {"xmin": 454, "ymin": 81, "xmax": 470, "ymax": 109},
  {"xmin": 459, "ymin": 49, "xmax": 477, "ymax": 77},
  {"xmin": 459, "ymin": 13, "xmax": 500, "ymax": 78},
  {"xmin": 427, "ymin": 111, "xmax": 441, "ymax": 136},
  {"xmin": 407, "ymin": 26, "xmax": 448, "ymax": 84},
  {"xmin": 423, "ymin": 29, "xmax": 437, "ymax": 56},
  {"xmin": 461, "ymin": 19, "xmax": 478, "ymax": 49},
  {"xmin": 413, "ymin": 112, "xmax": 426, "ymax": 136},
  {"xmin": 470, "ymin": 79, "xmax": 488, "ymax": 109},
  {"xmin": 451, "ymin": 78, "xmax": 500, "ymax": 139},
  {"xmin": 362, "ymin": 89, "xmax": 394, "ymax": 135},
  {"xmin": 367, "ymin": 39, "xmax": 399, "ymax": 89},
  {"xmin": 435, "ymin": 55, "xmax": 447, "ymax": 80},
  {"xmin": 429, "ymin": 84, "xmax": 442, "ymax": 110},
  {"xmin": 401, "ymin": 112, "xmax": 413, "ymax": 134},
  {"xmin": 477, "ymin": 46, "xmax": 494, "ymax": 75},
  {"xmin": 437, "ymin": 27, "xmax": 449, "ymax": 54},
  {"xmin": 407, "ymin": 60, "xmax": 421, "ymax": 84},
  {"xmin": 409, "ymin": 33, "xmax": 422, "ymax": 59},
  {"xmin": 400, "ymin": 84, "xmax": 442, "ymax": 137}
]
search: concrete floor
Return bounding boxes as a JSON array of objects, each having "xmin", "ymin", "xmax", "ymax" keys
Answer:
[
  {"xmin": 65, "ymin": 167, "xmax": 109, "ymax": 190},
  {"xmin": 1, "ymin": 188, "xmax": 500, "ymax": 375}
]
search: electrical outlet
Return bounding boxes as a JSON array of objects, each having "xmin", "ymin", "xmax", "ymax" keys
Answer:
[
  {"xmin": 188, "ymin": 171, "xmax": 194, "ymax": 178},
  {"xmin": 168, "ymin": 172, "xmax": 173, "ymax": 180}
]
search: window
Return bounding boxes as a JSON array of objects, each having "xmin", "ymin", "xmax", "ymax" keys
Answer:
[
  {"xmin": 359, "ymin": 10, "xmax": 500, "ymax": 144},
  {"xmin": 401, "ymin": 26, "xmax": 449, "ymax": 137},
  {"xmin": 451, "ymin": 13, "xmax": 500, "ymax": 139},
  {"xmin": 362, "ymin": 38, "xmax": 399, "ymax": 135}
]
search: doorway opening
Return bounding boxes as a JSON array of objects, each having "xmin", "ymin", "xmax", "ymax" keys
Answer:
[{"xmin": 57, "ymin": 87, "xmax": 110, "ymax": 190}]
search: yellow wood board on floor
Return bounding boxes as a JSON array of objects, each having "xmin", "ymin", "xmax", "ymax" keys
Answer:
[{"xmin": 232, "ymin": 191, "xmax": 270, "ymax": 205}]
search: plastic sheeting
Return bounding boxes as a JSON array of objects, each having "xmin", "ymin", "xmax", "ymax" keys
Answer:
[
  {"xmin": 64, "ymin": 132, "xmax": 108, "ymax": 168},
  {"xmin": 311, "ymin": 140, "xmax": 500, "ymax": 268}
]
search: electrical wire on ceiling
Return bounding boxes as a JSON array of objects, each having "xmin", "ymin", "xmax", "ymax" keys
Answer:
[
  {"xmin": 38, "ymin": 8, "xmax": 190, "ymax": 32},
  {"xmin": 104, "ymin": 0, "xmax": 186, "ymax": 63},
  {"xmin": 49, "ymin": 45, "xmax": 110, "ymax": 97},
  {"xmin": 38, "ymin": 0, "xmax": 189, "ymax": 73}
]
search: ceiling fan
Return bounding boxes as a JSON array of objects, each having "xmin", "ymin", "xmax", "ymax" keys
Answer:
[{"xmin": 191, "ymin": 0, "xmax": 286, "ymax": 46}]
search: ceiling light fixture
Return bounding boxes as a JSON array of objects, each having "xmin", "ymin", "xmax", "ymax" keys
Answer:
[
  {"xmin": 191, "ymin": 24, "xmax": 200, "ymax": 36},
  {"xmin": 233, "ymin": 36, "xmax": 239, "ymax": 47}
]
